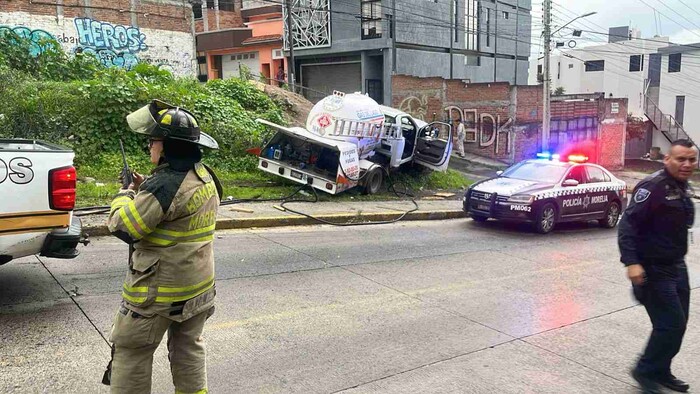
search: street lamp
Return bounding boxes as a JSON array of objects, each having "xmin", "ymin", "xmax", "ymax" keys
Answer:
[{"xmin": 542, "ymin": 7, "xmax": 597, "ymax": 152}]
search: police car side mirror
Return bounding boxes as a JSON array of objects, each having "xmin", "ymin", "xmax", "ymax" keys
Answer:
[
  {"xmin": 496, "ymin": 171, "xmax": 503, "ymax": 176},
  {"xmin": 562, "ymin": 179, "xmax": 579, "ymax": 187}
]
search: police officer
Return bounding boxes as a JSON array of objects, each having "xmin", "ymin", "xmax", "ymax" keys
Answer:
[
  {"xmin": 618, "ymin": 139, "xmax": 696, "ymax": 393},
  {"xmin": 105, "ymin": 100, "xmax": 222, "ymax": 394}
]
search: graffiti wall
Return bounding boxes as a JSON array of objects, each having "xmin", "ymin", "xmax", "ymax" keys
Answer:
[{"xmin": 0, "ymin": 12, "xmax": 194, "ymax": 76}]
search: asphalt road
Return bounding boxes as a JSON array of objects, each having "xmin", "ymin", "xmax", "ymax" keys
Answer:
[{"xmin": 2, "ymin": 218, "xmax": 699, "ymax": 393}]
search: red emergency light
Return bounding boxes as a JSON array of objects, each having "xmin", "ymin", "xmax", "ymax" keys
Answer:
[{"xmin": 567, "ymin": 154, "xmax": 589, "ymax": 163}]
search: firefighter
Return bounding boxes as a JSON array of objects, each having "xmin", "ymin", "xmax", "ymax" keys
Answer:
[
  {"xmin": 104, "ymin": 100, "xmax": 222, "ymax": 394},
  {"xmin": 618, "ymin": 139, "xmax": 696, "ymax": 393}
]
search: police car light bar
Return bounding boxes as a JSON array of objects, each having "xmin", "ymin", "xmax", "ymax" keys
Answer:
[{"xmin": 537, "ymin": 152, "xmax": 588, "ymax": 163}]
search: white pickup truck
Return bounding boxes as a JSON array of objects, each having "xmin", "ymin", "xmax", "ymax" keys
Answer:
[{"xmin": 0, "ymin": 139, "xmax": 84, "ymax": 266}]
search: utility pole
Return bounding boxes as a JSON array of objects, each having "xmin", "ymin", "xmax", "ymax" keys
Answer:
[
  {"xmin": 284, "ymin": 0, "xmax": 296, "ymax": 93},
  {"xmin": 514, "ymin": 0, "xmax": 519, "ymax": 85},
  {"xmin": 494, "ymin": 1, "xmax": 498, "ymax": 82},
  {"xmin": 392, "ymin": 0, "xmax": 396, "ymax": 73},
  {"xmin": 542, "ymin": 0, "xmax": 551, "ymax": 152},
  {"xmin": 449, "ymin": 0, "xmax": 454, "ymax": 79}
]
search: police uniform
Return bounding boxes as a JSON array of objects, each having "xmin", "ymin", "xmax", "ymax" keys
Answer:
[
  {"xmin": 105, "ymin": 100, "xmax": 221, "ymax": 394},
  {"xmin": 618, "ymin": 168, "xmax": 694, "ymax": 382}
]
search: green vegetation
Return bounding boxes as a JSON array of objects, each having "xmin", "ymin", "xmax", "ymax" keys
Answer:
[{"xmin": 0, "ymin": 32, "xmax": 471, "ymax": 207}]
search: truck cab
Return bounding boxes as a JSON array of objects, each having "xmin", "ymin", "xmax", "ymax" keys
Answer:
[{"xmin": 0, "ymin": 139, "xmax": 84, "ymax": 266}]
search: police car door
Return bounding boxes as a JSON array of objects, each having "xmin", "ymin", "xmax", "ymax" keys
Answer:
[
  {"xmin": 413, "ymin": 122, "xmax": 453, "ymax": 171},
  {"xmin": 559, "ymin": 165, "xmax": 589, "ymax": 219},
  {"xmin": 584, "ymin": 165, "xmax": 611, "ymax": 217}
]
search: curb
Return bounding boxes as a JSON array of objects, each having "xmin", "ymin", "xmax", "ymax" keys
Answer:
[{"xmin": 83, "ymin": 209, "xmax": 468, "ymax": 237}]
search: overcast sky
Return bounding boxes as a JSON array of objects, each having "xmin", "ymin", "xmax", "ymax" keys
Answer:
[{"xmin": 530, "ymin": 0, "xmax": 700, "ymax": 53}]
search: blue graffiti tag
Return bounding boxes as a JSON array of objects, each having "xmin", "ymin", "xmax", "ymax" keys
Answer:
[
  {"xmin": 71, "ymin": 18, "xmax": 147, "ymax": 70},
  {"xmin": 0, "ymin": 26, "xmax": 56, "ymax": 56}
]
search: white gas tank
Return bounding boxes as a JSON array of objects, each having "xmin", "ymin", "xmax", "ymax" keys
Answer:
[{"xmin": 306, "ymin": 91, "xmax": 385, "ymax": 158}]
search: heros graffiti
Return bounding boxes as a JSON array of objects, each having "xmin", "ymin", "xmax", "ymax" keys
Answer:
[
  {"xmin": 70, "ymin": 18, "xmax": 146, "ymax": 69},
  {"xmin": 1, "ymin": 19, "xmax": 148, "ymax": 70}
]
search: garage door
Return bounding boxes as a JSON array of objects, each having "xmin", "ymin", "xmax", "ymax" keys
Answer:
[
  {"xmin": 301, "ymin": 62, "xmax": 361, "ymax": 103},
  {"xmin": 221, "ymin": 52, "xmax": 259, "ymax": 79}
]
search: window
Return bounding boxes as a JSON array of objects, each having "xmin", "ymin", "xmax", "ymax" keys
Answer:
[
  {"xmin": 361, "ymin": 0, "xmax": 382, "ymax": 39},
  {"xmin": 557, "ymin": 62, "xmax": 561, "ymax": 79},
  {"xmin": 502, "ymin": 11, "xmax": 509, "ymax": 19},
  {"xmin": 669, "ymin": 53, "xmax": 682, "ymax": 73},
  {"xmin": 568, "ymin": 63, "xmax": 574, "ymax": 69},
  {"xmin": 485, "ymin": 7, "xmax": 491, "ymax": 47},
  {"xmin": 366, "ymin": 79, "xmax": 383, "ymax": 104},
  {"xmin": 197, "ymin": 55, "xmax": 207, "ymax": 82},
  {"xmin": 219, "ymin": 1, "xmax": 234, "ymax": 12},
  {"xmin": 585, "ymin": 60, "xmax": 604, "ymax": 72},
  {"xmin": 193, "ymin": 3, "xmax": 202, "ymax": 19},
  {"xmin": 629, "ymin": 55, "xmax": 643, "ymax": 72},
  {"xmin": 585, "ymin": 166, "xmax": 606, "ymax": 183},
  {"xmin": 464, "ymin": 0, "xmax": 478, "ymax": 50},
  {"xmin": 565, "ymin": 166, "xmax": 587, "ymax": 184}
]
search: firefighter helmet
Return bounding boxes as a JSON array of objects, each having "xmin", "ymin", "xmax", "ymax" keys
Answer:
[{"xmin": 126, "ymin": 100, "xmax": 219, "ymax": 149}]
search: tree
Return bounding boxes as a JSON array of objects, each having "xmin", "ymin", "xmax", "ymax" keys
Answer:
[{"xmin": 553, "ymin": 86, "xmax": 566, "ymax": 96}]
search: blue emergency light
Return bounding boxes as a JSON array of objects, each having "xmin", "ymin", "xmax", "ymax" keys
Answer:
[{"xmin": 536, "ymin": 152, "xmax": 560, "ymax": 160}]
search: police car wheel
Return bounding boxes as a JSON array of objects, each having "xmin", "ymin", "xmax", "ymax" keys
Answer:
[
  {"xmin": 471, "ymin": 215, "xmax": 488, "ymax": 222},
  {"xmin": 599, "ymin": 201, "xmax": 621, "ymax": 228},
  {"xmin": 534, "ymin": 203, "xmax": 557, "ymax": 234},
  {"xmin": 362, "ymin": 168, "xmax": 383, "ymax": 195}
]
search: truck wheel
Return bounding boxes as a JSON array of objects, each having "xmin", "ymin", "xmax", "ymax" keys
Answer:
[
  {"xmin": 534, "ymin": 202, "xmax": 557, "ymax": 234},
  {"xmin": 362, "ymin": 168, "xmax": 383, "ymax": 195},
  {"xmin": 599, "ymin": 201, "xmax": 621, "ymax": 228}
]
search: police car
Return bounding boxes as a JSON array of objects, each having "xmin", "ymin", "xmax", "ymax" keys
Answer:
[{"xmin": 463, "ymin": 153, "xmax": 627, "ymax": 233}]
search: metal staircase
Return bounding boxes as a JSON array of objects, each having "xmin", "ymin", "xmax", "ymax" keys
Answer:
[{"xmin": 644, "ymin": 94, "xmax": 695, "ymax": 146}]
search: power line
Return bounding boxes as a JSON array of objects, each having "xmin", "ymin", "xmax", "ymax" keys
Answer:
[
  {"xmin": 675, "ymin": 0, "xmax": 700, "ymax": 20},
  {"xmin": 641, "ymin": 0, "xmax": 700, "ymax": 40}
]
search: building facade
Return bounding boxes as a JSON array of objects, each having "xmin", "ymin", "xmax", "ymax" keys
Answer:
[
  {"xmin": 531, "ymin": 26, "xmax": 700, "ymax": 157},
  {"xmin": 285, "ymin": 0, "xmax": 532, "ymax": 104},
  {"xmin": 194, "ymin": 0, "xmax": 286, "ymax": 84},
  {"xmin": 1, "ymin": 0, "xmax": 197, "ymax": 76}
]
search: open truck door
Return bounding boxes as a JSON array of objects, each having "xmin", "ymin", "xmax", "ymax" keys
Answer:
[{"xmin": 413, "ymin": 121, "xmax": 453, "ymax": 171}]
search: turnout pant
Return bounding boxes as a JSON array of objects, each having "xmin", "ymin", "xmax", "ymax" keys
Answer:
[
  {"xmin": 108, "ymin": 304, "xmax": 214, "ymax": 394},
  {"xmin": 636, "ymin": 261, "xmax": 690, "ymax": 377}
]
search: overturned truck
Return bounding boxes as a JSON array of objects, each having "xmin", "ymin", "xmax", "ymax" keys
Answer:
[{"xmin": 257, "ymin": 92, "xmax": 454, "ymax": 194}]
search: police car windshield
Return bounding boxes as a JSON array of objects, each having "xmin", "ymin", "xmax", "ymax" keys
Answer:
[{"xmin": 502, "ymin": 161, "xmax": 568, "ymax": 183}]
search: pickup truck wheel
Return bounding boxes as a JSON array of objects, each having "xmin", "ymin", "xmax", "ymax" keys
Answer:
[
  {"xmin": 534, "ymin": 202, "xmax": 557, "ymax": 234},
  {"xmin": 599, "ymin": 201, "xmax": 621, "ymax": 228},
  {"xmin": 362, "ymin": 168, "xmax": 383, "ymax": 195}
]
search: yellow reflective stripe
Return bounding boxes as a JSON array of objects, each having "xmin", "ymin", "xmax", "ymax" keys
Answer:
[
  {"xmin": 152, "ymin": 224, "xmax": 216, "ymax": 238},
  {"xmin": 189, "ymin": 235, "xmax": 215, "ymax": 243},
  {"xmin": 157, "ymin": 275, "xmax": 215, "ymax": 293},
  {"xmin": 155, "ymin": 281, "xmax": 214, "ymax": 303},
  {"xmin": 123, "ymin": 283, "xmax": 148, "ymax": 293},
  {"xmin": 118, "ymin": 208, "xmax": 142, "ymax": 239},
  {"xmin": 122, "ymin": 291, "xmax": 147, "ymax": 304},
  {"xmin": 127, "ymin": 202, "xmax": 152, "ymax": 234},
  {"xmin": 142, "ymin": 236, "xmax": 172, "ymax": 246},
  {"xmin": 110, "ymin": 197, "xmax": 132, "ymax": 213},
  {"xmin": 175, "ymin": 388, "xmax": 207, "ymax": 394}
]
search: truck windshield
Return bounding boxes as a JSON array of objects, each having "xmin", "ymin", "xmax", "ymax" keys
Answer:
[{"xmin": 502, "ymin": 161, "xmax": 568, "ymax": 183}]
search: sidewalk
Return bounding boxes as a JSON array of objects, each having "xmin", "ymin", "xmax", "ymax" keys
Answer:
[{"xmin": 80, "ymin": 199, "xmax": 467, "ymax": 237}]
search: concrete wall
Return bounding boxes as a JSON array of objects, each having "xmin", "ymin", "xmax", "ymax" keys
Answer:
[
  {"xmin": 658, "ymin": 51, "xmax": 700, "ymax": 145},
  {"xmin": 391, "ymin": 75, "xmax": 628, "ymax": 169},
  {"xmin": 0, "ymin": 9, "xmax": 195, "ymax": 76},
  {"xmin": 532, "ymin": 38, "xmax": 670, "ymax": 117}
]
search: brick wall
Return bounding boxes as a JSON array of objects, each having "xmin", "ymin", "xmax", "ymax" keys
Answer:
[
  {"xmin": 391, "ymin": 75, "xmax": 628, "ymax": 169},
  {"xmin": 193, "ymin": 7, "xmax": 244, "ymax": 33},
  {"xmin": 1, "ymin": 1, "xmax": 196, "ymax": 76}
]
